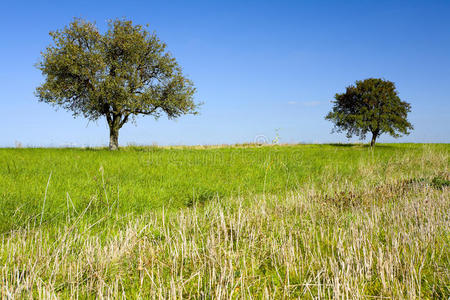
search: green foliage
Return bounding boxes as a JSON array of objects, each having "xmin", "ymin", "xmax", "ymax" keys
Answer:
[
  {"xmin": 325, "ymin": 78, "xmax": 413, "ymax": 146},
  {"xmin": 36, "ymin": 18, "xmax": 199, "ymax": 149}
]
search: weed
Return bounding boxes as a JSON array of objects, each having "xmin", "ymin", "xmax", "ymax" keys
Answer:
[{"xmin": 431, "ymin": 175, "xmax": 450, "ymax": 190}]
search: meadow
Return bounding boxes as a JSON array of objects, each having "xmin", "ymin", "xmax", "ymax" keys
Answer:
[{"xmin": 0, "ymin": 144, "xmax": 448, "ymax": 298}]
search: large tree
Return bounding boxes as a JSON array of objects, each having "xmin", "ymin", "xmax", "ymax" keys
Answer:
[
  {"xmin": 325, "ymin": 78, "xmax": 413, "ymax": 146},
  {"xmin": 36, "ymin": 18, "xmax": 199, "ymax": 150}
]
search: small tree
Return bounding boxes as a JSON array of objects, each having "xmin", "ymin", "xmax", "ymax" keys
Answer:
[
  {"xmin": 325, "ymin": 78, "xmax": 413, "ymax": 146},
  {"xmin": 36, "ymin": 18, "xmax": 199, "ymax": 150}
]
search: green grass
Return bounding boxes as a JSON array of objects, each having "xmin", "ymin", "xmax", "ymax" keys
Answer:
[
  {"xmin": 0, "ymin": 144, "xmax": 448, "ymax": 298},
  {"xmin": 1, "ymin": 143, "xmax": 446, "ymax": 232}
]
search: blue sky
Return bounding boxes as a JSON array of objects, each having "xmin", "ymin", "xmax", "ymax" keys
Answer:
[{"xmin": 1, "ymin": 0, "xmax": 449, "ymax": 146}]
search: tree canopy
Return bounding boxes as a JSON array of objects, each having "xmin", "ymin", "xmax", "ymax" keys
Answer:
[
  {"xmin": 325, "ymin": 78, "xmax": 413, "ymax": 146},
  {"xmin": 36, "ymin": 18, "xmax": 199, "ymax": 150}
]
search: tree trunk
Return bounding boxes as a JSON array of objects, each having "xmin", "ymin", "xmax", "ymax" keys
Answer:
[
  {"xmin": 108, "ymin": 114, "xmax": 120, "ymax": 151},
  {"xmin": 107, "ymin": 113, "xmax": 128, "ymax": 150},
  {"xmin": 370, "ymin": 132, "xmax": 377, "ymax": 147},
  {"xmin": 109, "ymin": 126, "xmax": 119, "ymax": 150}
]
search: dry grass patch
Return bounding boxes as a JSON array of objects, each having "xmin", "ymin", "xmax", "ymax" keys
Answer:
[{"xmin": 1, "ymin": 184, "xmax": 448, "ymax": 299}]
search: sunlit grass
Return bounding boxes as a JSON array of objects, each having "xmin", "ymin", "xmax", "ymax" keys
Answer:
[{"xmin": 0, "ymin": 144, "xmax": 448, "ymax": 298}]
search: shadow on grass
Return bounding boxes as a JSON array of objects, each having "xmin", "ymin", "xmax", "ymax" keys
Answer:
[
  {"xmin": 326, "ymin": 143, "xmax": 358, "ymax": 147},
  {"xmin": 326, "ymin": 143, "xmax": 396, "ymax": 149}
]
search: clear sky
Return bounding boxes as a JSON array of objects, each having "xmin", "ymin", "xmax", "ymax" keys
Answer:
[{"xmin": 1, "ymin": 0, "xmax": 449, "ymax": 147}]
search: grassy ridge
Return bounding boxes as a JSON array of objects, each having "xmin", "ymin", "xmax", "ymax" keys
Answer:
[{"xmin": 0, "ymin": 144, "xmax": 449, "ymax": 298}]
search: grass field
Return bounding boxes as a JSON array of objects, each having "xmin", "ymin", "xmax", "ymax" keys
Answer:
[{"xmin": 0, "ymin": 144, "xmax": 449, "ymax": 298}]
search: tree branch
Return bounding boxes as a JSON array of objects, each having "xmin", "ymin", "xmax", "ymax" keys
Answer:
[
  {"xmin": 119, "ymin": 113, "xmax": 129, "ymax": 128},
  {"xmin": 123, "ymin": 107, "xmax": 158, "ymax": 115},
  {"xmin": 105, "ymin": 113, "xmax": 112, "ymax": 126}
]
